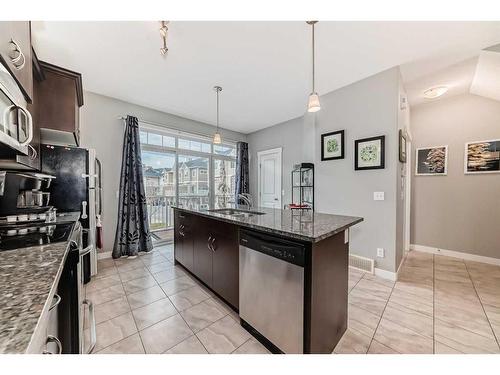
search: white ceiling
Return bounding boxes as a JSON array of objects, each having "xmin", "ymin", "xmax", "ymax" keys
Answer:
[
  {"xmin": 471, "ymin": 48, "xmax": 500, "ymax": 102},
  {"xmin": 405, "ymin": 57, "xmax": 478, "ymax": 107},
  {"xmin": 31, "ymin": 21, "xmax": 500, "ymax": 134}
]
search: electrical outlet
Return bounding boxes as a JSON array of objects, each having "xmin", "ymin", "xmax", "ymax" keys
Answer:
[
  {"xmin": 373, "ymin": 192, "xmax": 385, "ymax": 201},
  {"xmin": 377, "ymin": 248, "xmax": 385, "ymax": 258}
]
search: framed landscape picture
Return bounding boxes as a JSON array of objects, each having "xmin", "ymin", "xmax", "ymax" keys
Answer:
[
  {"xmin": 415, "ymin": 146, "xmax": 448, "ymax": 176},
  {"xmin": 354, "ymin": 135, "xmax": 385, "ymax": 170},
  {"xmin": 399, "ymin": 129, "xmax": 407, "ymax": 163},
  {"xmin": 321, "ymin": 130, "xmax": 345, "ymax": 161},
  {"xmin": 465, "ymin": 139, "xmax": 500, "ymax": 174}
]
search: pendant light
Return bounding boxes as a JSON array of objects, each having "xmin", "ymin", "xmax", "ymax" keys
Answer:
[
  {"xmin": 306, "ymin": 21, "xmax": 320, "ymax": 112},
  {"xmin": 213, "ymin": 86, "xmax": 222, "ymax": 144}
]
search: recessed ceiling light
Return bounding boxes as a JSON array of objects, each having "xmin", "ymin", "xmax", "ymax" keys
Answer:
[{"xmin": 423, "ymin": 86, "xmax": 448, "ymax": 99}]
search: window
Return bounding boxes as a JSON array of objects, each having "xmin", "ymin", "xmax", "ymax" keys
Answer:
[{"xmin": 140, "ymin": 124, "xmax": 237, "ymax": 227}]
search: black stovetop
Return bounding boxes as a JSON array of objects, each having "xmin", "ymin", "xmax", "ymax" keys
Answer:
[{"xmin": 0, "ymin": 222, "xmax": 74, "ymax": 251}]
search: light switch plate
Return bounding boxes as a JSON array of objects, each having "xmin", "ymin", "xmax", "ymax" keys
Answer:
[
  {"xmin": 377, "ymin": 248, "xmax": 385, "ymax": 258},
  {"xmin": 373, "ymin": 192, "xmax": 385, "ymax": 201}
]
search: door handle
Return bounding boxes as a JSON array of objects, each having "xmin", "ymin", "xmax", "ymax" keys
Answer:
[
  {"xmin": 17, "ymin": 107, "xmax": 33, "ymax": 146},
  {"xmin": 43, "ymin": 335, "xmax": 62, "ymax": 354},
  {"xmin": 81, "ymin": 201, "xmax": 88, "ymax": 219},
  {"xmin": 49, "ymin": 294, "xmax": 61, "ymax": 311}
]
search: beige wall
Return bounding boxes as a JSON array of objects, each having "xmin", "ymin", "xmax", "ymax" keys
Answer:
[
  {"xmin": 411, "ymin": 93, "xmax": 500, "ymax": 259},
  {"xmin": 80, "ymin": 91, "xmax": 247, "ymax": 254},
  {"xmin": 248, "ymin": 67, "xmax": 403, "ymax": 272}
]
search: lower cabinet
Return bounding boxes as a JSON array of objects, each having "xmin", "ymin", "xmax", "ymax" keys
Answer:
[
  {"xmin": 174, "ymin": 211, "xmax": 194, "ymax": 272},
  {"xmin": 174, "ymin": 210, "xmax": 239, "ymax": 310}
]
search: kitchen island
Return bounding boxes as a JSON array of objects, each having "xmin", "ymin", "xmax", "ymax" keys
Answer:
[{"xmin": 173, "ymin": 206, "xmax": 363, "ymax": 354}]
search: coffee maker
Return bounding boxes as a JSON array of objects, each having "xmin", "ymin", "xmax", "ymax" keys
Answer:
[{"xmin": 0, "ymin": 171, "xmax": 57, "ymax": 241}]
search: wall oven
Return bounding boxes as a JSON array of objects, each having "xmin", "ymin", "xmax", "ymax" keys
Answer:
[{"xmin": 0, "ymin": 62, "xmax": 32, "ymax": 156}]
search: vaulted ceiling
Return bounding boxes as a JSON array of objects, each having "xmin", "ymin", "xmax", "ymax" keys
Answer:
[{"xmin": 32, "ymin": 21, "xmax": 500, "ymax": 133}]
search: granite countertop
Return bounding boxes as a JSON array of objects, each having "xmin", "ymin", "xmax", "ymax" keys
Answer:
[
  {"xmin": 173, "ymin": 206, "xmax": 363, "ymax": 243},
  {"xmin": 0, "ymin": 221, "xmax": 77, "ymax": 354}
]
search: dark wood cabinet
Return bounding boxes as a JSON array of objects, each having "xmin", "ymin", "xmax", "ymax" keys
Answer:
[
  {"xmin": 174, "ymin": 211, "xmax": 194, "ymax": 272},
  {"xmin": 35, "ymin": 61, "xmax": 84, "ymax": 146},
  {"xmin": 0, "ymin": 21, "xmax": 33, "ymax": 102},
  {"xmin": 174, "ymin": 209, "xmax": 239, "ymax": 310},
  {"xmin": 211, "ymin": 221, "xmax": 239, "ymax": 308},
  {"xmin": 193, "ymin": 221, "xmax": 214, "ymax": 287}
]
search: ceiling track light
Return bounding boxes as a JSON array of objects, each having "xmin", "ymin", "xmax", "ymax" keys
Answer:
[
  {"xmin": 159, "ymin": 21, "xmax": 169, "ymax": 55},
  {"xmin": 213, "ymin": 86, "xmax": 222, "ymax": 145},
  {"xmin": 306, "ymin": 20, "xmax": 320, "ymax": 113}
]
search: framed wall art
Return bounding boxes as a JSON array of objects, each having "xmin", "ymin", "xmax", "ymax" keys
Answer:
[
  {"xmin": 321, "ymin": 130, "xmax": 345, "ymax": 161},
  {"xmin": 354, "ymin": 135, "xmax": 385, "ymax": 170},
  {"xmin": 464, "ymin": 139, "xmax": 500, "ymax": 174},
  {"xmin": 415, "ymin": 146, "xmax": 448, "ymax": 176}
]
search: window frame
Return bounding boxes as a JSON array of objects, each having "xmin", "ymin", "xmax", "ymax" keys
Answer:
[{"xmin": 140, "ymin": 123, "xmax": 237, "ymax": 219}]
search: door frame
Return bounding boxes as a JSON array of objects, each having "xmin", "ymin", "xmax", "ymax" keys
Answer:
[
  {"xmin": 404, "ymin": 129, "xmax": 412, "ymax": 255},
  {"xmin": 257, "ymin": 147, "xmax": 282, "ymax": 209}
]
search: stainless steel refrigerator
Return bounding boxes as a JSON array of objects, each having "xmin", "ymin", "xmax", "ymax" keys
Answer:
[{"xmin": 41, "ymin": 144, "xmax": 102, "ymax": 281}]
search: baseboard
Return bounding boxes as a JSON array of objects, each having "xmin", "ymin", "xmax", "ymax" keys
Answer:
[
  {"xmin": 410, "ymin": 244, "xmax": 500, "ymax": 266},
  {"xmin": 97, "ymin": 251, "xmax": 112, "ymax": 260},
  {"xmin": 374, "ymin": 267, "xmax": 397, "ymax": 281}
]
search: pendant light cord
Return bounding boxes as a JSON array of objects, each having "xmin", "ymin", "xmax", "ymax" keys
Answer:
[
  {"xmin": 216, "ymin": 88, "xmax": 220, "ymax": 132},
  {"xmin": 312, "ymin": 22, "xmax": 315, "ymax": 93}
]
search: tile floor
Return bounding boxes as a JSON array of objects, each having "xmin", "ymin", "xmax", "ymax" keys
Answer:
[{"xmin": 85, "ymin": 246, "xmax": 500, "ymax": 354}]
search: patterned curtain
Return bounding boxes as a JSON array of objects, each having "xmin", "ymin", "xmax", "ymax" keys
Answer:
[
  {"xmin": 235, "ymin": 141, "xmax": 250, "ymax": 204},
  {"xmin": 112, "ymin": 115, "xmax": 152, "ymax": 259}
]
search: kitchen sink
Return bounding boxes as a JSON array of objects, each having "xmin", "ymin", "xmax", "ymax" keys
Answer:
[{"xmin": 208, "ymin": 208, "xmax": 266, "ymax": 217}]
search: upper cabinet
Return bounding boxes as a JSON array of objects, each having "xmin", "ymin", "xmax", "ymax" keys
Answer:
[
  {"xmin": 0, "ymin": 21, "xmax": 33, "ymax": 102},
  {"xmin": 35, "ymin": 61, "xmax": 84, "ymax": 146}
]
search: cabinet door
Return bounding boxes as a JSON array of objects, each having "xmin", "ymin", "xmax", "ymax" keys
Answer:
[
  {"xmin": 211, "ymin": 222, "xmax": 239, "ymax": 309},
  {"xmin": 193, "ymin": 217, "xmax": 213, "ymax": 287},
  {"xmin": 174, "ymin": 211, "xmax": 194, "ymax": 271},
  {"xmin": 0, "ymin": 21, "xmax": 33, "ymax": 102}
]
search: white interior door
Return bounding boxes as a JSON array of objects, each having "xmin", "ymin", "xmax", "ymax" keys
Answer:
[{"xmin": 258, "ymin": 148, "xmax": 282, "ymax": 209}]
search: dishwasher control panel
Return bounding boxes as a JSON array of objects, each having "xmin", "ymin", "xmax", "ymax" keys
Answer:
[{"xmin": 240, "ymin": 229, "xmax": 305, "ymax": 267}]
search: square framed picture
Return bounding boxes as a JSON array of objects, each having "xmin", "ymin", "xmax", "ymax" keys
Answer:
[
  {"xmin": 354, "ymin": 135, "xmax": 385, "ymax": 170},
  {"xmin": 464, "ymin": 139, "xmax": 500, "ymax": 174},
  {"xmin": 321, "ymin": 130, "xmax": 345, "ymax": 161},
  {"xmin": 399, "ymin": 129, "xmax": 407, "ymax": 163},
  {"xmin": 415, "ymin": 146, "xmax": 448, "ymax": 176}
]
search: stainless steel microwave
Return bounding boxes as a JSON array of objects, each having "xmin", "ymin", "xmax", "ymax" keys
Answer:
[{"xmin": 0, "ymin": 62, "xmax": 33, "ymax": 156}]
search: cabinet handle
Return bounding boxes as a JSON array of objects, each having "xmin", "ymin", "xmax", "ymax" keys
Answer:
[
  {"xmin": 28, "ymin": 144, "xmax": 37, "ymax": 160},
  {"xmin": 207, "ymin": 235, "xmax": 213, "ymax": 251},
  {"xmin": 83, "ymin": 299, "xmax": 96, "ymax": 354},
  {"xmin": 16, "ymin": 107, "xmax": 33, "ymax": 146},
  {"xmin": 9, "ymin": 39, "xmax": 26, "ymax": 70},
  {"xmin": 49, "ymin": 294, "xmax": 61, "ymax": 311},
  {"xmin": 43, "ymin": 335, "xmax": 62, "ymax": 354},
  {"xmin": 211, "ymin": 237, "xmax": 217, "ymax": 252}
]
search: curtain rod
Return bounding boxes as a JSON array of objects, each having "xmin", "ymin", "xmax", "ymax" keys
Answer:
[{"xmin": 118, "ymin": 116, "xmax": 241, "ymax": 143}]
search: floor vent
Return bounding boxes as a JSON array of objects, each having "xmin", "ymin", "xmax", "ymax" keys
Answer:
[{"xmin": 349, "ymin": 254, "xmax": 374, "ymax": 274}]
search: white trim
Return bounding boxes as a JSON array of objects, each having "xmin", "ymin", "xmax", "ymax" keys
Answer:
[
  {"xmin": 410, "ymin": 244, "xmax": 500, "ymax": 266},
  {"xmin": 464, "ymin": 139, "xmax": 500, "ymax": 174},
  {"xmin": 97, "ymin": 251, "xmax": 112, "ymax": 260},
  {"xmin": 374, "ymin": 267, "xmax": 397, "ymax": 281},
  {"xmin": 257, "ymin": 147, "xmax": 282, "ymax": 209},
  {"xmin": 415, "ymin": 145, "xmax": 448, "ymax": 176}
]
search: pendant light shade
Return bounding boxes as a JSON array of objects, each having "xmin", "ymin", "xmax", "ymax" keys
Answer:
[
  {"xmin": 213, "ymin": 132, "xmax": 222, "ymax": 144},
  {"xmin": 213, "ymin": 86, "xmax": 223, "ymax": 144},
  {"xmin": 306, "ymin": 21, "xmax": 320, "ymax": 113},
  {"xmin": 308, "ymin": 93, "xmax": 321, "ymax": 112}
]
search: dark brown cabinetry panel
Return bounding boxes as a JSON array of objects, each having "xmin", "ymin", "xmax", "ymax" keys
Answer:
[
  {"xmin": 174, "ymin": 210, "xmax": 239, "ymax": 310},
  {"xmin": 211, "ymin": 221, "xmax": 239, "ymax": 308},
  {"xmin": 35, "ymin": 61, "xmax": 83, "ymax": 145},
  {"xmin": 0, "ymin": 21, "xmax": 33, "ymax": 102},
  {"xmin": 174, "ymin": 211, "xmax": 194, "ymax": 272}
]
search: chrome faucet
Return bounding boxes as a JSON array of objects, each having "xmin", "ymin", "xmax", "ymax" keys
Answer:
[{"xmin": 236, "ymin": 193, "xmax": 253, "ymax": 210}]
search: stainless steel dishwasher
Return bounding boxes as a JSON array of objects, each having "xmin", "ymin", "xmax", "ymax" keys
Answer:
[{"xmin": 239, "ymin": 229, "xmax": 305, "ymax": 354}]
